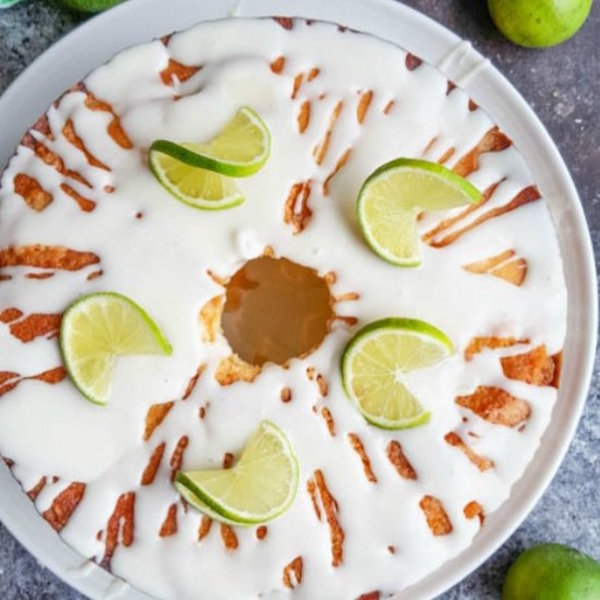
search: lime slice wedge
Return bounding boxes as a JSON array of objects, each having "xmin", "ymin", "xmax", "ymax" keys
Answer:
[
  {"xmin": 151, "ymin": 107, "xmax": 271, "ymax": 177},
  {"xmin": 175, "ymin": 420, "xmax": 299, "ymax": 525},
  {"xmin": 149, "ymin": 107, "xmax": 270, "ymax": 209},
  {"xmin": 357, "ymin": 158, "xmax": 482, "ymax": 266},
  {"xmin": 60, "ymin": 292, "xmax": 172, "ymax": 405},
  {"xmin": 341, "ymin": 318, "xmax": 453, "ymax": 429},
  {"xmin": 149, "ymin": 154, "xmax": 245, "ymax": 211},
  {"xmin": 175, "ymin": 482, "xmax": 243, "ymax": 526}
]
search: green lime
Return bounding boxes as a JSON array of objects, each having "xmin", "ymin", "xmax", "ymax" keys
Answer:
[
  {"xmin": 151, "ymin": 107, "xmax": 271, "ymax": 178},
  {"xmin": 488, "ymin": 0, "xmax": 592, "ymax": 48},
  {"xmin": 356, "ymin": 158, "xmax": 481, "ymax": 267},
  {"xmin": 60, "ymin": 292, "xmax": 172, "ymax": 405},
  {"xmin": 503, "ymin": 543, "xmax": 600, "ymax": 599},
  {"xmin": 341, "ymin": 318, "xmax": 453, "ymax": 429},
  {"xmin": 150, "ymin": 107, "xmax": 270, "ymax": 210},
  {"xmin": 175, "ymin": 483, "xmax": 242, "ymax": 526},
  {"xmin": 175, "ymin": 420, "xmax": 299, "ymax": 525},
  {"xmin": 59, "ymin": 0, "xmax": 125, "ymax": 12},
  {"xmin": 0, "ymin": 0, "xmax": 24, "ymax": 9},
  {"xmin": 149, "ymin": 159, "xmax": 244, "ymax": 211}
]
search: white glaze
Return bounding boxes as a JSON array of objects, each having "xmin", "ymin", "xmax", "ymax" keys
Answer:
[{"xmin": 0, "ymin": 18, "xmax": 566, "ymax": 600}]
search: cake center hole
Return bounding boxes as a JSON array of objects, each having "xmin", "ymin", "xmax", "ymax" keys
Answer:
[{"xmin": 222, "ymin": 256, "xmax": 335, "ymax": 367}]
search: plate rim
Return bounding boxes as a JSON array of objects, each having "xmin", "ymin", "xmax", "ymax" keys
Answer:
[{"xmin": 0, "ymin": 0, "xmax": 596, "ymax": 599}]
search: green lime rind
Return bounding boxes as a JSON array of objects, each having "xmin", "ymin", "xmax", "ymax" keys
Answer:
[
  {"xmin": 149, "ymin": 107, "xmax": 271, "ymax": 210},
  {"xmin": 341, "ymin": 317, "xmax": 453, "ymax": 430},
  {"xmin": 342, "ymin": 317, "xmax": 455, "ymax": 353},
  {"xmin": 59, "ymin": 0, "xmax": 125, "ymax": 12},
  {"xmin": 360, "ymin": 158, "xmax": 483, "ymax": 207},
  {"xmin": 148, "ymin": 154, "xmax": 246, "ymax": 211},
  {"xmin": 175, "ymin": 471, "xmax": 282, "ymax": 525},
  {"xmin": 357, "ymin": 157, "xmax": 482, "ymax": 267},
  {"xmin": 488, "ymin": 0, "xmax": 593, "ymax": 49},
  {"xmin": 150, "ymin": 107, "xmax": 271, "ymax": 178},
  {"xmin": 149, "ymin": 139, "xmax": 267, "ymax": 179},
  {"xmin": 60, "ymin": 292, "xmax": 172, "ymax": 406},
  {"xmin": 174, "ymin": 482, "xmax": 246, "ymax": 527},
  {"xmin": 363, "ymin": 407, "xmax": 432, "ymax": 431},
  {"xmin": 149, "ymin": 140, "xmax": 246, "ymax": 176},
  {"xmin": 175, "ymin": 420, "xmax": 299, "ymax": 525},
  {"xmin": 0, "ymin": 0, "xmax": 24, "ymax": 8},
  {"xmin": 503, "ymin": 543, "xmax": 600, "ymax": 600}
]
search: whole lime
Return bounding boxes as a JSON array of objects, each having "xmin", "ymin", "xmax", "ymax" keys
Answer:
[
  {"xmin": 58, "ymin": 0, "xmax": 125, "ymax": 12},
  {"xmin": 503, "ymin": 543, "xmax": 600, "ymax": 599},
  {"xmin": 488, "ymin": 0, "xmax": 592, "ymax": 47}
]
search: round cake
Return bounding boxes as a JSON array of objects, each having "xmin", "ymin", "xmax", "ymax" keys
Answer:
[{"xmin": 0, "ymin": 17, "xmax": 567, "ymax": 600}]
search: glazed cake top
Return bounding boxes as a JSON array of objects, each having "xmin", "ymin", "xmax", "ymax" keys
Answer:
[{"xmin": 0, "ymin": 17, "xmax": 566, "ymax": 600}]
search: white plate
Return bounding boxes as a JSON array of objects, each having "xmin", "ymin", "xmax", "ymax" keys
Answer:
[{"xmin": 0, "ymin": 1, "xmax": 596, "ymax": 598}]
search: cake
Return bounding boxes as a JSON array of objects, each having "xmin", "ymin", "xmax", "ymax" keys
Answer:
[{"xmin": 0, "ymin": 17, "xmax": 567, "ymax": 599}]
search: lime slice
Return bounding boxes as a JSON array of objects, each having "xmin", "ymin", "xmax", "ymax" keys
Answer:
[
  {"xmin": 60, "ymin": 292, "xmax": 172, "ymax": 405},
  {"xmin": 150, "ymin": 107, "xmax": 270, "ymax": 210},
  {"xmin": 341, "ymin": 318, "xmax": 453, "ymax": 429},
  {"xmin": 176, "ymin": 482, "xmax": 259, "ymax": 527},
  {"xmin": 149, "ymin": 155, "xmax": 245, "ymax": 211},
  {"xmin": 357, "ymin": 158, "xmax": 482, "ymax": 266},
  {"xmin": 151, "ymin": 107, "xmax": 271, "ymax": 178},
  {"xmin": 175, "ymin": 482, "xmax": 244, "ymax": 526},
  {"xmin": 175, "ymin": 420, "xmax": 299, "ymax": 525}
]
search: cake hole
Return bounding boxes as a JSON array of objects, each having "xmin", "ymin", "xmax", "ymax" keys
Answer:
[{"xmin": 221, "ymin": 256, "xmax": 335, "ymax": 366}]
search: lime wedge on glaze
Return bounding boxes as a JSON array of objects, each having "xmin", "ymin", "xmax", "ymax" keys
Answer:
[
  {"xmin": 175, "ymin": 483, "xmax": 242, "ymax": 527},
  {"xmin": 149, "ymin": 107, "xmax": 271, "ymax": 210},
  {"xmin": 60, "ymin": 292, "xmax": 172, "ymax": 405},
  {"xmin": 341, "ymin": 318, "xmax": 453, "ymax": 429},
  {"xmin": 175, "ymin": 420, "xmax": 298, "ymax": 525},
  {"xmin": 151, "ymin": 107, "xmax": 271, "ymax": 177},
  {"xmin": 357, "ymin": 158, "xmax": 482, "ymax": 266},
  {"xmin": 149, "ymin": 107, "xmax": 270, "ymax": 210},
  {"xmin": 149, "ymin": 159, "xmax": 244, "ymax": 211}
]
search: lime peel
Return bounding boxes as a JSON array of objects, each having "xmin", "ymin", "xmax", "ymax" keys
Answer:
[
  {"xmin": 175, "ymin": 420, "xmax": 299, "ymax": 525},
  {"xmin": 341, "ymin": 317, "xmax": 453, "ymax": 429},
  {"xmin": 60, "ymin": 292, "xmax": 172, "ymax": 406},
  {"xmin": 175, "ymin": 482, "xmax": 244, "ymax": 527},
  {"xmin": 59, "ymin": 0, "xmax": 125, "ymax": 12},
  {"xmin": 357, "ymin": 158, "xmax": 482, "ymax": 266},
  {"xmin": 149, "ymin": 106, "xmax": 271, "ymax": 211},
  {"xmin": 148, "ymin": 156, "xmax": 245, "ymax": 211},
  {"xmin": 150, "ymin": 107, "xmax": 271, "ymax": 177},
  {"xmin": 488, "ymin": 0, "xmax": 593, "ymax": 48}
]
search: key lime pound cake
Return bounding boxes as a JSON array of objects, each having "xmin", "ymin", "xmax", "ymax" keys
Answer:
[{"xmin": 0, "ymin": 16, "xmax": 566, "ymax": 600}]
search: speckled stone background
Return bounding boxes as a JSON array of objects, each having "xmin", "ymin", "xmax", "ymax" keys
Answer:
[{"xmin": 0, "ymin": 1, "xmax": 598, "ymax": 598}]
